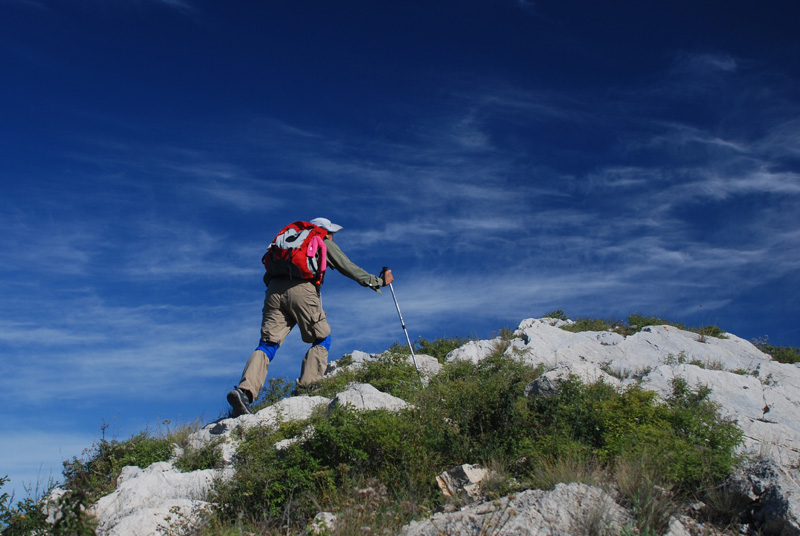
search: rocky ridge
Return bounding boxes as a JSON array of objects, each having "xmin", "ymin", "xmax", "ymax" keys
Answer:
[{"xmin": 50, "ymin": 317, "xmax": 800, "ymax": 535}]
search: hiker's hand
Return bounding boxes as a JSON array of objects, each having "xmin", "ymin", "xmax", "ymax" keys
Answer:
[{"xmin": 382, "ymin": 269, "xmax": 394, "ymax": 286}]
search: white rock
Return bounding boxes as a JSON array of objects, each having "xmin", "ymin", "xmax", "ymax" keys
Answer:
[
  {"xmin": 329, "ymin": 383, "xmax": 409, "ymax": 412},
  {"xmin": 310, "ymin": 511, "xmax": 337, "ymax": 534},
  {"xmin": 253, "ymin": 394, "xmax": 330, "ymax": 425},
  {"xmin": 518, "ymin": 317, "xmax": 572, "ymax": 330},
  {"xmin": 510, "ymin": 319, "xmax": 626, "ymax": 368},
  {"xmin": 401, "ymin": 483, "xmax": 632, "ymax": 536},
  {"xmin": 325, "ymin": 350, "xmax": 374, "ymax": 376},
  {"xmin": 350, "ymin": 350, "xmax": 374, "ymax": 364},
  {"xmin": 508, "ymin": 320, "xmax": 771, "ymax": 375},
  {"xmin": 274, "ymin": 425, "xmax": 315, "ymax": 451},
  {"xmin": 411, "ymin": 353, "xmax": 442, "ymax": 377},
  {"xmin": 91, "ymin": 462, "xmax": 216, "ymax": 536},
  {"xmin": 727, "ymin": 459, "xmax": 800, "ymax": 535},
  {"xmin": 525, "ymin": 362, "xmax": 621, "ymax": 397},
  {"xmin": 446, "ymin": 339, "xmax": 505, "ymax": 363},
  {"xmin": 187, "ymin": 395, "xmax": 331, "ymax": 464},
  {"xmin": 609, "ymin": 326, "xmax": 770, "ymax": 374},
  {"xmin": 436, "ymin": 464, "xmax": 488, "ymax": 501},
  {"xmin": 44, "ymin": 488, "xmax": 68, "ymax": 525}
]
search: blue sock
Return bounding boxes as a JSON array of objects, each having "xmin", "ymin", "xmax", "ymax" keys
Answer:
[
  {"xmin": 256, "ymin": 340, "xmax": 280, "ymax": 361},
  {"xmin": 313, "ymin": 335, "xmax": 331, "ymax": 351}
]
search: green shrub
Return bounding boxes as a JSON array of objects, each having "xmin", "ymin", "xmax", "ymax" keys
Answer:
[
  {"xmin": 757, "ymin": 343, "xmax": 800, "ymax": 364},
  {"xmin": 627, "ymin": 313, "xmax": 684, "ymax": 332},
  {"xmin": 315, "ymin": 351, "xmax": 422, "ymax": 402},
  {"xmin": 213, "ymin": 419, "xmax": 334, "ymax": 531},
  {"xmin": 62, "ymin": 431, "xmax": 172, "ymax": 502},
  {"xmin": 626, "ymin": 379, "xmax": 741, "ymax": 485},
  {"xmin": 560, "ymin": 317, "xmax": 613, "ymax": 333},
  {"xmin": 335, "ymin": 353, "xmax": 354, "ymax": 368},
  {"xmin": 418, "ymin": 354, "xmax": 545, "ymax": 464},
  {"xmin": 49, "ymin": 489, "xmax": 98, "ymax": 536},
  {"xmin": 306, "ymin": 407, "xmax": 440, "ymax": 498},
  {"xmin": 213, "ymin": 410, "xmax": 434, "ymax": 533},
  {"xmin": 556, "ymin": 313, "xmax": 635, "ymax": 334},
  {"xmin": 174, "ymin": 438, "xmax": 224, "ymax": 473},
  {"xmin": 495, "ymin": 327, "xmax": 516, "ymax": 341},
  {"xmin": 1, "ymin": 476, "xmax": 97, "ymax": 536},
  {"xmin": 1, "ymin": 476, "xmax": 49, "ymax": 535},
  {"xmin": 543, "ymin": 309, "xmax": 568, "ymax": 321},
  {"xmin": 523, "ymin": 377, "xmax": 742, "ymax": 489},
  {"xmin": 627, "ymin": 313, "xmax": 728, "ymax": 340},
  {"xmin": 694, "ymin": 324, "xmax": 727, "ymax": 339}
]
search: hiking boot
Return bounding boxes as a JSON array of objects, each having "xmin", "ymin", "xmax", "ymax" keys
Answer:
[{"xmin": 227, "ymin": 387, "xmax": 253, "ymax": 417}]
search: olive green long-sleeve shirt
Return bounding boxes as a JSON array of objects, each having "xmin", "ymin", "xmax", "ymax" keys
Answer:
[{"xmin": 324, "ymin": 237, "xmax": 383, "ymax": 293}]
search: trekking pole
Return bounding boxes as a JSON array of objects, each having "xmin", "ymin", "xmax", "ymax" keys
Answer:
[{"xmin": 382, "ymin": 267, "xmax": 422, "ymax": 382}]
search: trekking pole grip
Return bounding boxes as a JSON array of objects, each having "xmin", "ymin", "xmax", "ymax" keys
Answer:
[{"xmin": 380, "ymin": 266, "xmax": 391, "ymax": 286}]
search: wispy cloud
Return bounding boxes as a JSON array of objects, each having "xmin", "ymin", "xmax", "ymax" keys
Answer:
[
  {"xmin": 640, "ymin": 122, "xmax": 749, "ymax": 153},
  {"xmin": 759, "ymin": 118, "xmax": 800, "ymax": 160},
  {"xmin": 669, "ymin": 168, "xmax": 800, "ymax": 201},
  {"xmin": 0, "ymin": 214, "xmax": 100, "ymax": 277},
  {"xmin": 117, "ymin": 224, "xmax": 259, "ymax": 280},
  {"xmin": 673, "ymin": 52, "xmax": 738, "ymax": 74},
  {"xmin": 449, "ymin": 111, "xmax": 493, "ymax": 150},
  {"xmin": 0, "ymin": 297, "xmax": 256, "ymax": 401},
  {"xmin": 0, "ymin": 321, "xmax": 107, "ymax": 345}
]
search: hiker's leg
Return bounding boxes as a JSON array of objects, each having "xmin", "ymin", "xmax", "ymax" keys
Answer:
[
  {"xmin": 298, "ymin": 335, "xmax": 330, "ymax": 387},
  {"xmin": 237, "ymin": 341, "xmax": 279, "ymax": 402},
  {"xmin": 287, "ymin": 282, "xmax": 332, "ymax": 387},
  {"xmin": 237, "ymin": 286, "xmax": 294, "ymax": 401}
]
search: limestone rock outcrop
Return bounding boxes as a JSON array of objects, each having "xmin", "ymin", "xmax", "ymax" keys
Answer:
[{"xmin": 49, "ymin": 317, "xmax": 800, "ymax": 535}]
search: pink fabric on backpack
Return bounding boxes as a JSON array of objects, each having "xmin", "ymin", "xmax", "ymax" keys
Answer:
[{"xmin": 306, "ymin": 235, "xmax": 327, "ymax": 272}]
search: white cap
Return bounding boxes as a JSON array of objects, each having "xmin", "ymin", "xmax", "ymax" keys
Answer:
[{"xmin": 310, "ymin": 217, "xmax": 343, "ymax": 233}]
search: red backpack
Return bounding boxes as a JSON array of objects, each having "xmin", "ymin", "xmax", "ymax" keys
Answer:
[{"xmin": 262, "ymin": 221, "xmax": 329, "ymax": 285}]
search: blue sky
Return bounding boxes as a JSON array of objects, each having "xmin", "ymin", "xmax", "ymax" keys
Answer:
[{"xmin": 2, "ymin": 0, "xmax": 799, "ymax": 499}]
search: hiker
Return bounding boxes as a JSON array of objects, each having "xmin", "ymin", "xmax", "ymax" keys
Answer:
[{"xmin": 227, "ymin": 218, "xmax": 393, "ymax": 416}]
